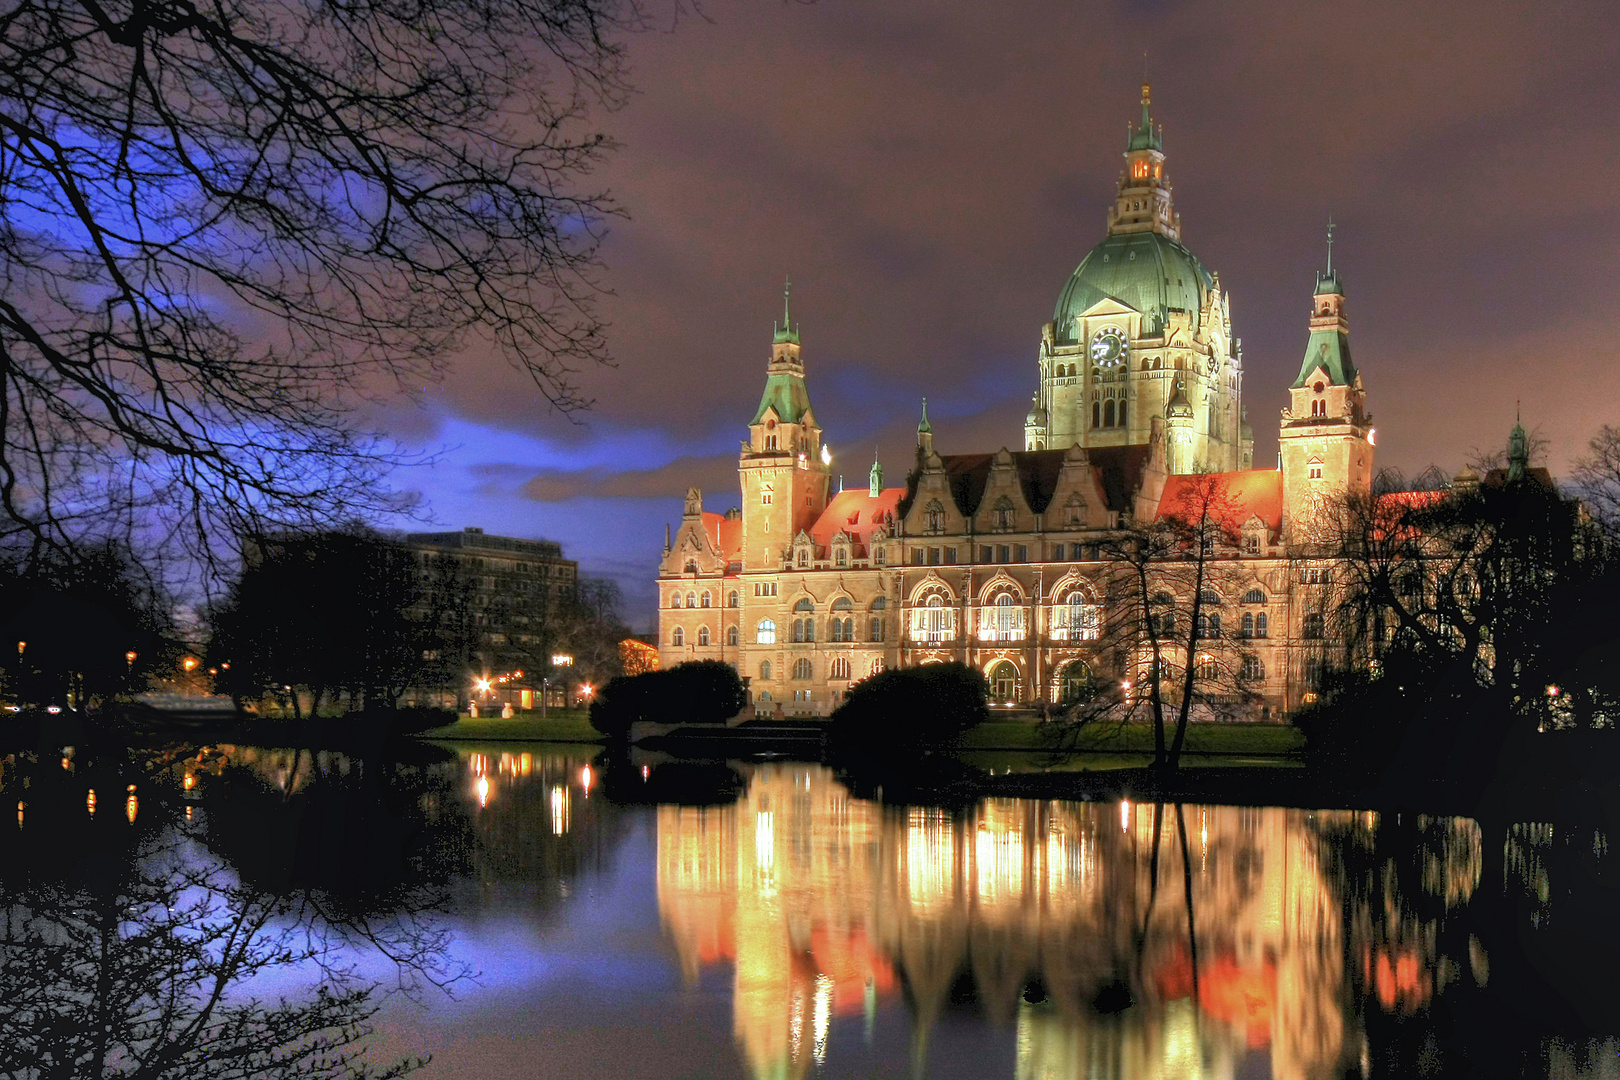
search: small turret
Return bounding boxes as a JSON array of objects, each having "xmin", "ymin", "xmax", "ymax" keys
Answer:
[
  {"xmin": 1507, "ymin": 418, "xmax": 1529, "ymax": 483},
  {"xmin": 916, "ymin": 398, "xmax": 934, "ymax": 456},
  {"xmin": 869, "ymin": 452, "xmax": 883, "ymax": 498}
]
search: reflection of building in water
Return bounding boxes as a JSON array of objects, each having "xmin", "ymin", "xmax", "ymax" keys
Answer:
[{"xmin": 657, "ymin": 766, "xmax": 1481, "ymax": 1080}]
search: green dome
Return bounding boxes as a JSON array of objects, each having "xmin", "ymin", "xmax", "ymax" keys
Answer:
[{"xmin": 1052, "ymin": 231, "xmax": 1214, "ymax": 343}]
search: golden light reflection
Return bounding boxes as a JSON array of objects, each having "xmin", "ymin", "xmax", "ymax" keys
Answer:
[
  {"xmin": 183, "ymin": 773, "xmax": 195, "ymax": 790},
  {"xmin": 125, "ymin": 794, "xmax": 138, "ymax": 823},
  {"xmin": 550, "ymin": 785, "xmax": 569, "ymax": 835},
  {"xmin": 476, "ymin": 774, "xmax": 490, "ymax": 808},
  {"xmin": 86, "ymin": 788, "xmax": 96, "ymax": 816},
  {"xmin": 653, "ymin": 766, "xmax": 1482, "ymax": 1080},
  {"xmin": 579, "ymin": 765, "xmax": 593, "ymax": 797},
  {"xmin": 15, "ymin": 800, "xmax": 23, "ymax": 828}
]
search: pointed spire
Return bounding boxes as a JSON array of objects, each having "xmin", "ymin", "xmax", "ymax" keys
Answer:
[
  {"xmin": 772, "ymin": 277, "xmax": 800, "ymax": 344},
  {"xmin": 869, "ymin": 450, "xmax": 883, "ymax": 497},
  {"xmin": 1508, "ymin": 412, "xmax": 1529, "ymax": 482},
  {"xmin": 916, "ymin": 398, "xmax": 934, "ymax": 455},
  {"xmin": 1128, "ymin": 81, "xmax": 1162, "ymax": 152},
  {"xmin": 917, "ymin": 398, "xmax": 932, "ymax": 434},
  {"xmin": 1316, "ymin": 217, "xmax": 1343, "ymax": 296}
]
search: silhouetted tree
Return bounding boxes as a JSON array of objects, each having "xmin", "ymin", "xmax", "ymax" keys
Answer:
[
  {"xmin": 1059, "ymin": 472, "xmax": 1264, "ymax": 770},
  {"xmin": 208, "ymin": 529, "xmax": 432, "ymax": 715},
  {"xmin": 0, "ymin": 541, "xmax": 176, "ymax": 707},
  {"xmin": 0, "ymin": 0, "xmax": 671, "ymax": 565}
]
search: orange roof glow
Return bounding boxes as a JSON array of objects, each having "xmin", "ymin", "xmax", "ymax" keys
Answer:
[
  {"xmin": 810, "ymin": 487, "xmax": 904, "ymax": 553},
  {"xmin": 1155, "ymin": 469, "xmax": 1284, "ymax": 535},
  {"xmin": 700, "ymin": 512, "xmax": 743, "ymax": 562}
]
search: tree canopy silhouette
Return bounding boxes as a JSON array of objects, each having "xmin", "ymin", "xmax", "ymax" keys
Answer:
[{"xmin": 0, "ymin": 0, "xmax": 663, "ymax": 563}]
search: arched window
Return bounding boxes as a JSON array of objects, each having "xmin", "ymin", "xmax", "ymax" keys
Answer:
[
  {"xmin": 1056, "ymin": 592, "xmax": 1099, "ymax": 641},
  {"xmin": 794, "ymin": 598, "xmax": 814, "ymax": 612},
  {"xmin": 1104, "ymin": 400, "xmax": 1116, "ymax": 427},
  {"xmin": 756, "ymin": 619, "xmax": 776, "ymax": 645},
  {"xmin": 793, "ymin": 657, "xmax": 813, "ymax": 680},
  {"xmin": 870, "ymin": 658, "xmax": 886, "ymax": 677},
  {"xmin": 1241, "ymin": 655, "xmax": 1266, "ymax": 681},
  {"xmin": 1241, "ymin": 612, "xmax": 1254, "ymax": 638},
  {"xmin": 1092, "ymin": 401, "xmax": 1101, "ymax": 429},
  {"xmin": 672, "ymin": 626, "xmax": 684, "ymax": 646},
  {"xmin": 924, "ymin": 499, "xmax": 945, "ymax": 534},
  {"xmin": 832, "ymin": 597, "xmax": 852, "ymax": 612},
  {"xmin": 728, "ymin": 590, "xmax": 740, "ymax": 608},
  {"xmin": 1200, "ymin": 589, "xmax": 1221, "ymax": 605},
  {"xmin": 1303, "ymin": 613, "xmax": 1324, "ymax": 639},
  {"xmin": 871, "ymin": 596, "xmax": 887, "ymax": 610},
  {"xmin": 835, "ymin": 549, "xmax": 848, "ymax": 567},
  {"xmin": 830, "ymin": 657, "xmax": 850, "ymax": 680},
  {"xmin": 1242, "ymin": 589, "xmax": 1266, "ymax": 604},
  {"xmin": 697, "ymin": 626, "xmax": 710, "ymax": 646},
  {"xmin": 1304, "ymin": 656, "xmax": 1324, "ymax": 690},
  {"xmin": 670, "ymin": 592, "xmax": 682, "ymax": 608},
  {"xmin": 989, "ymin": 661, "xmax": 1019, "ymax": 704},
  {"xmin": 685, "ymin": 592, "xmax": 696, "ymax": 608},
  {"xmin": 797, "ymin": 549, "xmax": 809, "ymax": 567},
  {"xmin": 684, "ymin": 560, "xmax": 698, "ymax": 574},
  {"xmin": 1058, "ymin": 660, "xmax": 1093, "ymax": 704},
  {"xmin": 700, "ymin": 591, "xmax": 711, "ymax": 608},
  {"xmin": 1152, "ymin": 592, "xmax": 1176, "ymax": 636},
  {"xmin": 918, "ymin": 593, "xmax": 952, "ymax": 644},
  {"xmin": 985, "ymin": 592, "xmax": 1023, "ymax": 642},
  {"xmin": 727, "ymin": 626, "xmax": 739, "ymax": 646},
  {"xmin": 869, "ymin": 616, "xmax": 885, "ymax": 642},
  {"xmin": 759, "ymin": 660, "xmax": 772, "ymax": 681},
  {"xmin": 1256, "ymin": 612, "xmax": 1269, "ymax": 638},
  {"xmin": 1118, "ymin": 401, "xmax": 1127, "ymax": 426},
  {"xmin": 1195, "ymin": 654, "xmax": 1219, "ymax": 681}
]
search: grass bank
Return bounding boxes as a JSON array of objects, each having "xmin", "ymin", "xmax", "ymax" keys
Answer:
[
  {"xmin": 413, "ymin": 709, "xmax": 602, "ymax": 743},
  {"xmin": 958, "ymin": 721, "xmax": 1304, "ymax": 756}
]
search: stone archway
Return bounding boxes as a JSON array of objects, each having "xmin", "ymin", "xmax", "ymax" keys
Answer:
[{"xmin": 987, "ymin": 660, "xmax": 1021, "ymax": 705}]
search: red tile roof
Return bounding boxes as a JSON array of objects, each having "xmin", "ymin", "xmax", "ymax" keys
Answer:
[
  {"xmin": 1155, "ymin": 469, "xmax": 1285, "ymax": 534},
  {"xmin": 811, "ymin": 487, "xmax": 904, "ymax": 553},
  {"xmin": 700, "ymin": 512, "xmax": 743, "ymax": 561}
]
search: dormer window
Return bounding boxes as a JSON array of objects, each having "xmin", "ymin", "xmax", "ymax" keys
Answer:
[
  {"xmin": 1308, "ymin": 458, "xmax": 1324, "ymax": 481},
  {"xmin": 765, "ymin": 434, "xmax": 778, "ymax": 450},
  {"xmin": 993, "ymin": 496, "xmax": 1015, "ymax": 532}
]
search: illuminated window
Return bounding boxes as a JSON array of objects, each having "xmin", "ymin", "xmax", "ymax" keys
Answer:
[
  {"xmin": 670, "ymin": 592, "xmax": 682, "ymax": 608},
  {"xmin": 672, "ymin": 626, "xmax": 684, "ymax": 646},
  {"xmin": 831, "ymin": 657, "xmax": 850, "ymax": 680},
  {"xmin": 700, "ymin": 591, "xmax": 711, "ymax": 608},
  {"xmin": 1308, "ymin": 460, "xmax": 1324, "ymax": 480},
  {"xmin": 871, "ymin": 658, "xmax": 885, "ymax": 677},
  {"xmin": 728, "ymin": 591, "xmax": 739, "ymax": 607},
  {"xmin": 697, "ymin": 626, "xmax": 710, "ymax": 646},
  {"xmin": 685, "ymin": 592, "xmax": 696, "ymax": 607},
  {"xmin": 756, "ymin": 619, "xmax": 776, "ymax": 645}
]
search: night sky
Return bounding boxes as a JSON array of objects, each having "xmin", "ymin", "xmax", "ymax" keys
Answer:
[{"xmin": 376, "ymin": 1, "xmax": 1620, "ymax": 627}]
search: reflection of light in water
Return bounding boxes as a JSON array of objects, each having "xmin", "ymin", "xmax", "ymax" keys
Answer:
[
  {"xmin": 87, "ymin": 789, "xmax": 96, "ymax": 816},
  {"xmin": 1046, "ymin": 829, "xmax": 1069, "ymax": 897},
  {"xmin": 519, "ymin": 752, "xmax": 532, "ymax": 775},
  {"xmin": 580, "ymin": 765, "xmax": 593, "ymax": 796},
  {"xmin": 642, "ymin": 765, "xmax": 650, "ymax": 780},
  {"xmin": 1121, "ymin": 798, "xmax": 1131, "ymax": 832},
  {"xmin": 789, "ymin": 982, "xmax": 806, "ymax": 1061},
  {"xmin": 907, "ymin": 808, "xmax": 953, "ymax": 909},
  {"xmin": 550, "ymin": 785, "xmax": 569, "ymax": 835},
  {"xmin": 15, "ymin": 800, "xmax": 22, "ymax": 828},
  {"xmin": 185, "ymin": 805, "xmax": 193, "ymax": 822},
  {"xmin": 183, "ymin": 773, "xmax": 195, "ymax": 790},
  {"xmin": 126, "ymin": 794, "xmax": 138, "ymax": 823},
  {"xmin": 812, "ymin": 973, "xmax": 832, "ymax": 1064},
  {"xmin": 976, "ymin": 818, "xmax": 1024, "ymax": 903},
  {"xmin": 755, "ymin": 811, "xmax": 776, "ymax": 897},
  {"xmin": 476, "ymin": 775, "xmax": 490, "ymax": 808},
  {"xmin": 61, "ymin": 757, "xmax": 71, "ymax": 771}
]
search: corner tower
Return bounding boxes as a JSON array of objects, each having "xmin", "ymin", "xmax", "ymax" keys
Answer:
[
  {"xmin": 1027, "ymin": 85, "xmax": 1243, "ymax": 473},
  {"xmin": 1280, "ymin": 240, "xmax": 1374, "ymax": 543},
  {"xmin": 739, "ymin": 283, "xmax": 831, "ymax": 570}
]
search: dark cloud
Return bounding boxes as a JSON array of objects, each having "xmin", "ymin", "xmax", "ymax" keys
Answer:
[{"xmin": 385, "ymin": 0, "xmax": 1620, "ymax": 626}]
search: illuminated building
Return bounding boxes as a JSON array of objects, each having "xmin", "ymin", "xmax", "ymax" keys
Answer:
[{"xmin": 656, "ymin": 87, "xmax": 1378, "ymax": 716}]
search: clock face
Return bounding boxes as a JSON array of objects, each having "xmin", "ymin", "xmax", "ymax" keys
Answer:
[{"xmin": 1090, "ymin": 328, "xmax": 1127, "ymax": 369}]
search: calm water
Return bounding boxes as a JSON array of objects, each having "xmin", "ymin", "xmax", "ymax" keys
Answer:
[{"xmin": 3, "ymin": 740, "xmax": 1618, "ymax": 1079}]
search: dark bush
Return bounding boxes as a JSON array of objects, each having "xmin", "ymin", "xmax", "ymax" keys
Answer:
[
  {"xmin": 589, "ymin": 660, "xmax": 746, "ymax": 740},
  {"xmin": 830, "ymin": 662, "xmax": 989, "ymax": 754},
  {"xmin": 386, "ymin": 705, "xmax": 458, "ymax": 734}
]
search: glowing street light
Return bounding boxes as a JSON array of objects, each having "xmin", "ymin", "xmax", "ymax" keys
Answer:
[{"xmin": 182, "ymin": 657, "xmax": 198, "ymax": 672}]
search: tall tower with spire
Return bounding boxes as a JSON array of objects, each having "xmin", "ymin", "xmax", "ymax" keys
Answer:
[
  {"xmin": 1280, "ymin": 226, "xmax": 1374, "ymax": 542},
  {"xmin": 739, "ymin": 281, "xmax": 831, "ymax": 570},
  {"xmin": 1026, "ymin": 85, "xmax": 1241, "ymax": 471}
]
